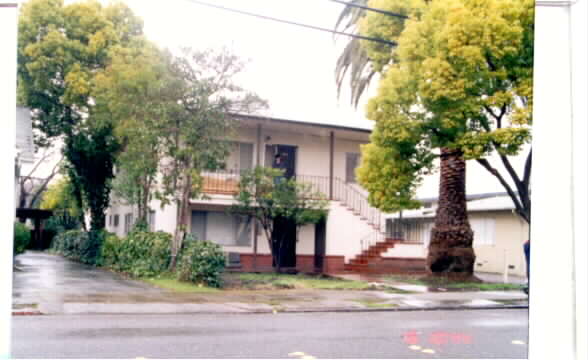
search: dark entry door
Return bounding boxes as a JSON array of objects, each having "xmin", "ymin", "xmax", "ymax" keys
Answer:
[
  {"xmin": 314, "ymin": 217, "xmax": 326, "ymax": 272},
  {"xmin": 276, "ymin": 145, "xmax": 297, "ymax": 179},
  {"xmin": 272, "ymin": 216, "xmax": 297, "ymax": 269}
]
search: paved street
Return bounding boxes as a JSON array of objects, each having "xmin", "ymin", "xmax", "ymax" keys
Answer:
[{"xmin": 12, "ymin": 309, "xmax": 528, "ymax": 359}]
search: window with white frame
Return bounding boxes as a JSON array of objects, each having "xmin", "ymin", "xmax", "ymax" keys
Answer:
[{"xmin": 190, "ymin": 210, "xmax": 252, "ymax": 246}]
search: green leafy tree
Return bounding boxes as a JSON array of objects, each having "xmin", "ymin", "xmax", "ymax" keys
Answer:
[
  {"xmin": 17, "ymin": 0, "xmax": 144, "ymax": 232},
  {"xmin": 93, "ymin": 40, "xmax": 175, "ymax": 227},
  {"xmin": 40, "ymin": 176, "xmax": 83, "ymax": 218},
  {"xmin": 354, "ymin": 0, "xmax": 534, "ymax": 275},
  {"xmin": 231, "ymin": 167, "xmax": 329, "ymax": 272},
  {"xmin": 156, "ymin": 48, "xmax": 267, "ymax": 270}
]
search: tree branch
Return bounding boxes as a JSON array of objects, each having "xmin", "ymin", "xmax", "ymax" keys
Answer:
[
  {"xmin": 476, "ymin": 158, "xmax": 529, "ymax": 223},
  {"xmin": 498, "ymin": 153, "xmax": 525, "ymax": 201},
  {"xmin": 523, "ymin": 148, "xmax": 532, "ymax": 187}
]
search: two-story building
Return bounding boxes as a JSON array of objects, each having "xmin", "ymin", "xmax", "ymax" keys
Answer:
[{"xmin": 106, "ymin": 113, "xmax": 409, "ymax": 274}]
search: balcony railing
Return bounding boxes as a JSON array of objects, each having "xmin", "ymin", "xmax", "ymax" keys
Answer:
[
  {"xmin": 201, "ymin": 169, "xmax": 243, "ymax": 195},
  {"xmin": 201, "ymin": 170, "xmax": 387, "ymax": 247}
]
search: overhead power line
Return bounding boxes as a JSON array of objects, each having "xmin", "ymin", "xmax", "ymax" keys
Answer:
[
  {"xmin": 180, "ymin": 0, "xmax": 397, "ymax": 47},
  {"xmin": 329, "ymin": 0, "xmax": 409, "ymax": 19}
]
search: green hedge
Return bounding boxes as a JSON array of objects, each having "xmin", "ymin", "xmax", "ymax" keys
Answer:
[
  {"xmin": 13, "ymin": 222, "xmax": 31, "ymax": 256},
  {"xmin": 51, "ymin": 229, "xmax": 106, "ymax": 265},
  {"xmin": 101, "ymin": 231, "xmax": 172, "ymax": 277},
  {"xmin": 51, "ymin": 228, "xmax": 226, "ymax": 287},
  {"xmin": 177, "ymin": 237, "xmax": 226, "ymax": 288}
]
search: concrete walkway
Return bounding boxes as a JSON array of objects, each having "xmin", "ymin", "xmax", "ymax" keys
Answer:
[{"xmin": 12, "ymin": 252, "xmax": 528, "ymax": 316}]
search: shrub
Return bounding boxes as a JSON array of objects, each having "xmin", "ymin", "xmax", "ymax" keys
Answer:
[
  {"xmin": 51, "ymin": 230, "xmax": 87, "ymax": 259},
  {"xmin": 101, "ymin": 231, "xmax": 172, "ymax": 277},
  {"xmin": 177, "ymin": 237, "xmax": 226, "ymax": 288},
  {"xmin": 13, "ymin": 222, "xmax": 31, "ymax": 256},
  {"xmin": 44, "ymin": 212, "xmax": 81, "ymax": 235},
  {"xmin": 100, "ymin": 232, "xmax": 121, "ymax": 266},
  {"xmin": 51, "ymin": 230, "xmax": 106, "ymax": 265}
]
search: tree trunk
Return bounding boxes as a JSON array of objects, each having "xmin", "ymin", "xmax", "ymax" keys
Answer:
[
  {"xmin": 169, "ymin": 174, "xmax": 192, "ymax": 270},
  {"xmin": 426, "ymin": 148, "xmax": 476, "ymax": 276}
]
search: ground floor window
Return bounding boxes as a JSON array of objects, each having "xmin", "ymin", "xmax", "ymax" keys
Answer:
[
  {"xmin": 124, "ymin": 213, "xmax": 133, "ymax": 235},
  {"xmin": 190, "ymin": 210, "xmax": 252, "ymax": 246},
  {"xmin": 470, "ymin": 218, "xmax": 496, "ymax": 246},
  {"xmin": 388, "ymin": 217, "xmax": 496, "ymax": 247}
]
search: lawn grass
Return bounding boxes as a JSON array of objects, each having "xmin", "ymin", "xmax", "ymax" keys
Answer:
[
  {"xmin": 141, "ymin": 272, "xmax": 372, "ymax": 292},
  {"xmin": 225, "ymin": 272, "xmax": 373, "ymax": 290},
  {"xmin": 142, "ymin": 276, "xmax": 220, "ymax": 293},
  {"xmin": 443, "ymin": 282, "xmax": 525, "ymax": 291},
  {"xmin": 384, "ymin": 274, "xmax": 525, "ymax": 291}
]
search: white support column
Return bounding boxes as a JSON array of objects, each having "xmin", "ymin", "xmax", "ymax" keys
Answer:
[
  {"xmin": 0, "ymin": 2, "xmax": 19, "ymax": 359},
  {"xmin": 530, "ymin": 1, "xmax": 581, "ymax": 359},
  {"xmin": 570, "ymin": 1, "xmax": 587, "ymax": 359}
]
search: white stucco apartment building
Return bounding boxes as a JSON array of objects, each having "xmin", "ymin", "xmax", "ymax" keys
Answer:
[
  {"xmin": 106, "ymin": 114, "xmax": 397, "ymax": 273},
  {"xmin": 105, "ymin": 113, "xmax": 529, "ymax": 276}
]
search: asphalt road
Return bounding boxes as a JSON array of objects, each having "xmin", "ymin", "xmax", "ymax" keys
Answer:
[{"xmin": 11, "ymin": 309, "xmax": 528, "ymax": 359}]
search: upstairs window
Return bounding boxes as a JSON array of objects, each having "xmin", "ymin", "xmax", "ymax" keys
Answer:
[{"xmin": 346, "ymin": 153, "xmax": 361, "ymax": 183}]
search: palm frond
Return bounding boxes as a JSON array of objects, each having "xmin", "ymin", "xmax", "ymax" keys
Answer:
[{"xmin": 333, "ymin": 0, "xmax": 375, "ymax": 107}]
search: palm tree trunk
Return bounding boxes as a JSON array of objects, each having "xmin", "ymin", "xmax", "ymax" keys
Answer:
[{"xmin": 426, "ymin": 148, "xmax": 476, "ymax": 276}]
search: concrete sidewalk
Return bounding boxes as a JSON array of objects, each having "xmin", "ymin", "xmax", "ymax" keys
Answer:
[{"xmin": 12, "ymin": 252, "xmax": 528, "ymax": 316}]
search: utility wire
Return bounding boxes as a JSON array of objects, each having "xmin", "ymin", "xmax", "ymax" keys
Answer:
[
  {"xmin": 329, "ymin": 0, "xmax": 409, "ymax": 19},
  {"xmin": 180, "ymin": 0, "xmax": 397, "ymax": 47}
]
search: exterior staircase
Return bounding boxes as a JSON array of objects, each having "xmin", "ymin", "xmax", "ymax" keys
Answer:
[
  {"xmin": 344, "ymin": 236, "xmax": 398, "ymax": 272},
  {"xmin": 329, "ymin": 178, "xmax": 424, "ymax": 273},
  {"xmin": 299, "ymin": 175, "xmax": 427, "ymax": 274}
]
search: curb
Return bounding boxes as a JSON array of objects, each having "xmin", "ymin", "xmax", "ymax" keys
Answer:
[
  {"xmin": 277, "ymin": 304, "xmax": 528, "ymax": 314},
  {"xmin": 11, "ymin": 304, "xmax": 527, "ymax": 316}
]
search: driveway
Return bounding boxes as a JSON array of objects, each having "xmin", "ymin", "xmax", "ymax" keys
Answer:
[{"xmin": 12, "ymin": 251, "xmax": 167, "ymax": 314}]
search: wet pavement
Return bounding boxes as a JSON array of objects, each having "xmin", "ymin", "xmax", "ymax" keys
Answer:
[
  {"xmin": 12, "ymin": 251, "xmax": 528, "ymax": 315},
  {"xmin": 12, "ymin": 310, "xmax": 529, "ymax": 358}
]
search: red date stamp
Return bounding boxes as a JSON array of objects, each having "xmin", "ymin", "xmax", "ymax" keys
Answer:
[{"xmin": 403, "ymin": 331, "xmax": 473, "ymax": 346}]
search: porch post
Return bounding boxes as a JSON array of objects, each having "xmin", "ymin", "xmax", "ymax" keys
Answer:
[
  {"xmin": 329, "ymin": 131, "xmax": 334, "ymax": 200},
  {"xmin": 253, "ymin": 124, "xmax": 262, "ymax": 270}
]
